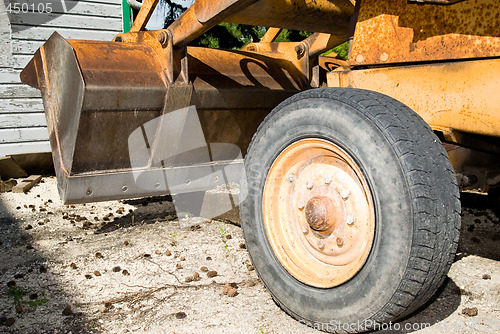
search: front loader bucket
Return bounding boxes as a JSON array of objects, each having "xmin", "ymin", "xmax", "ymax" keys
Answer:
[
  {"xmin": 21, "ymin": 33, "xmax": 169, "ymax": 203},
  {"xmin": 21, "ymin": 33, "xmax": 304, "ymax": 204}
]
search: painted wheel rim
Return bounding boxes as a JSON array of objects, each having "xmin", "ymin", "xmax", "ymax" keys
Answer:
[{"xmin": 263, "ymin": 139, "xmax": 375, "ymax": 288}]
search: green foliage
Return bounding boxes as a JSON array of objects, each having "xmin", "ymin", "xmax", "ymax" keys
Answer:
[
  {"xmin": 8, "ymin": 285, "xmax": 26, "ymax": 305},
  {"xmin": 7, "ymin": 286, "xmax": 48, "ymax": 308},
  {"xmin": 218, "ymin": 222, "xmax": 229, "ymax": 252},
  {"xmin": 191, "ymin": 25, "xmax": 313, "ymax": 50},
  {"xmin": 320, "ymin": 41, "xmax": 350, "ymax": 60}
]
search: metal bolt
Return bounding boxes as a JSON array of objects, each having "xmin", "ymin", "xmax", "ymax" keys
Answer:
[
  {"xmin": 380, "ymin": 52, "xmax": 389, "ymax": 62},
  {"xmin": 346, "ymin": 215, "xmax": 356, "ymax": 226},
  {"xmin": 356, "ymin": 54, "xmax": 364, "ymax": 63},
  {"xmin": 157, "ymin": 31, "xmax": 169, "ymax": 46},
  {"xmin": 317, "ymin": 240, "xmax": 325, "ymax": 250},
  {"xmin": 295, "ymin": 44, "xmax": 305, "ymax": 57},
  {"xmin": 122, "ymin": 186, "xmax": 128, "ymax": 192},
  {"xmin": 306, "ymin": 181, "xmax": 314, "ymax": 189},
  {"xmin": 298, "ymin": 200, "xmax": 305, "ymax": 210},
  {"xmin": 86, "ymin": 188, "xmax": 93, "ymax": 196},
  {"xmin": 324, "ymin": 175, "xmax": 332, "ymax": 184},
  {"xmin": 302, "ymin": 226, "xmax": 309, "ymax": 235},
  {"xmin": 185, "ymin": 179, "xmax": 191, "ymax": 185},
  {"xmin": 287, "ymin": 174, "xmax": 296, "ymax": 182},
  {"xmin": 341, "ymin": 190, "xmax": 350, "ymax": 200},
  {"xmin": 336, "ymin": 237, "xmax": 345, "ymax": 247},
  {"xmin": 155, "ymin": 182, "xmax": 161, "ymax": 189},
  {"xmin": 247, "ymin": 45, "xmax": 256, "ymax": 51}
]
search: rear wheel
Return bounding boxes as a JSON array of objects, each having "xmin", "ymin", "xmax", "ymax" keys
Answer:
[{"xmin": 240, "ymin": 88, "xmax": 460, "ymax": 332}]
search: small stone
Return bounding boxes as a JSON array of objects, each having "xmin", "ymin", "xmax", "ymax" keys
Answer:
[
  {"xmin": 239, "ymin": 243, "xmax": 246, "ymax": 249},
  {"xmin": 225, "ymin": 234, "xmax": 232, "ymax": 240},
  {"xmin": 222, "ymin": 283, "xmax": 231, "ymax": 295},
  {"xmin": 247, "ymin": 265, "xmax": 255, "ymax": 271},
  {"xmin": 39, "ymin": 208, "xmax": 47, "ymax": 212},
  {"xmin": 175, "ymin": 311, "xmax": 186, "ymax": 319},
  {"xmin": 482, "ymin": 274, "xmax": 491, "ymax": 280},
  {"xmin": 93, "ymin": 270, "xmax": 101, "ymax": 277},
  {"xmin": 155, "ymin": 250, "xmax": 161, "ymax": 255},
  {"xmin": 16, "ymin": 206, "xmax": 21, "ymax": 210},
  {"xmin": 122, "ymin": 269, "xmax": 130, "ymax": 276},
  {"xmin": 62, "ymin": 304, "xmax": 73, "ymax": 315},
  {"xmin": 85, "ymin": 274, "xmax": 92, "ymax": 279},
  {"xmin": 176, "ymin": 263, "xmax": 182, "ymax": 269},
  {"xmin": 112, "ymin": 266, "xmax": 121, "ymax": 272},
  {"xmin": 48, "ymin": 199, "xmax": 52, "ymax": 203},
  {"xmin": 25, "ymin": 225, "xmax": 33, "ymax": 230},
  {"xmin": 462, "ymin": 307, "xmax": 478, "ymax": 317},
  {"xmin": 95, "ymin": 252, "xmax": 104, "ymax": 258},
  {"xmin": 248, "ymin": 279, "xmax": 257, "ymax": 287},
  {"xmin": 29, "ymin": 293, "xmax": 38, "ymax": 300},
  {"xmin": 200, "ymin": 266, "xmax": 208, "ymax": 272},
  {"xmin": 82, "ymin": 221, "xmax": 93, "ymax": 230},
  {"xmin": 70, "ymin": 263, "xmax": 77, "ymax": 269},
  {"xmin": 180, "ymin": 256, "xmax": 186, "ymax": 261},
  {"xmin": 143, "ymin": 253, "xmax": 151, "ymax": 258},
  {"xmin": 14, "ymin": 273, "xmax": 24, "ymax": 279},
  {"xmin": 104, "ymin": 302, "xmax": 112, "ymax": 308},
  {"xmin": 193, "ymin": 272, "xmax": 200, "ymax": 281},
  {"xmin": 26, "ymin": 245, "xmax": 34, "ymax": 250},
  {"xmin": 7, "ymin": 280, "xmax": 16, "ymax": 287},
  {"xmin": 207, "ymin": 270, "xmax": 218, "ymax": 278},
  {"xmin": 185, "ymin": 276, "xmax": 193, "ymax": 283},
  {"xmin": 5, "ymin": 317, "xmax": 15, "ymax": 326},
  {"xmin": 15, "ymin": 304, "xmax": 23, "ymax": 313},
  {"xmin": 38, "ymin": 221, "xmax": 45, "ymax": 226},
  {"xmin": 40, "ymin": 265, "xmax": 47, "ymax": 273},
  {"xmin": 206, "ymin": 256, "xmax": 212, "ymax": 261},
  {"xmin": 123, "ymin": 241, "xmax": 129, "ymax": 246},
  {"xmin": 227, "ymin": 288, "xmax": 238, "ymax": 297},
  {"xmin": 165, "ymin": 250, "xmax": 172, "ymax": 256}
]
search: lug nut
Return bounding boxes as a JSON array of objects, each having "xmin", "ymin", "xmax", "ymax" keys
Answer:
[
  {"xmin": 297, "ymin": 200, "xmax": 305, "ymax": 210},
  {"xmin": 306, "ymin": 181, "xmax": 314, "ymax": 189},
  {"xmin": 302, "ymin": 226, "xmax": 309, "ymax": 235},
  {"xmin": 317, "ymin": 241, "xmax": 325, "ymax": 250},
  {"xmin": 336, "ymin": 237, "xmax": 345, "ymax": 247},
  {"xmin": 324, "ymin": 175, "xmax": 332, "ymax": 184},
  {"xmin": 341, "ymin": 190, "xmax": 350, "ymax": 200},
  {"xmin": 287, "ymin": 174, "xmax": 296, "ymax": 182},
  {"xmin": 346, "ymin": 215, "xmax": 356, "ymax": 226}
]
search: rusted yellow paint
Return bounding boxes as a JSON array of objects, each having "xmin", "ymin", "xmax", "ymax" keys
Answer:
[
  {"xmin": 327, "ymin": 59, "xmax": 500, "ymax": 137},
  {"xmin": 351, "ymin": 0, "xmax": 500, "ymax": 65}
]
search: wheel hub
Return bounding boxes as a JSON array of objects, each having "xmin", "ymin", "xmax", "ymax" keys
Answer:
[{"xmin": 263, "ymin": 139, "xmax": 375, "ymax": 288}]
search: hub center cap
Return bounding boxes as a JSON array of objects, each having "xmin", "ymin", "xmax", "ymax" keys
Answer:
[{"xmin": 305, "ymin": 196, "xmax": 334, "ymax": 231}]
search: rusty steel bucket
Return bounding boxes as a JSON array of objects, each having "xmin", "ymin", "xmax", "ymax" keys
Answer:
[{"xmin": 20, "ymin": 32, "xmax": 309, "ymax": 204}]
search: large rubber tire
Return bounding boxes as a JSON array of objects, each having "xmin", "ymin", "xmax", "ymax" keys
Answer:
[{"xmin": 240, "ymin": 88, "xmax": 461, "ymax": 332}]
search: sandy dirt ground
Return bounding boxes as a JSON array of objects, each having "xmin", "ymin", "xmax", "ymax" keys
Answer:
[{"xmin": 0, "ymin": 176, "xmax": 499, "ymax": 333}]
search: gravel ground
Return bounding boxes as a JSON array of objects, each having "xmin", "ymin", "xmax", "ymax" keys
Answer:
[{"xmin": 0, "ymin": 176, "xmax": 499, "ymax": 333}]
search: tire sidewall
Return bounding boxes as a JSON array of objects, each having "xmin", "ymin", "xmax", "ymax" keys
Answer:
[{"xmin": 241, "ymin": 95, "xmax": 414, "ymax": 326}]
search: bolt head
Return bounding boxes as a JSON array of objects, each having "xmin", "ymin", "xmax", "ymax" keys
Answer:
[
  {"xmin": 287, "ymin": 174, "xmax": 295, "ymax": 182},
  {"xmin": 324, "ymin": 175, "xmax": 332, "ymax": 184},
  {"xmin": 346, "ymin": 215, "xmax": 356, "ymax": 226},
  {"xmin": 317, "ymin": 241, "xmax": 325, "ymax": 250},
  {"xmin": 340, "ymin": 190, "xmax": 350, "ymax": 200},
  {"xmin": 302, "ymin": 226, "xmax": 309, "ymax": 235},
  {"xmin": 306, "ymin": 181, "xmax": 314, "ymax": 189},
  {"xmin": 336, "ymin": 237, "xmax": 345, "ymax": 247},
  {"xmin": 297, "ymin": 200, "xmax": 305, "ymax": 210}
]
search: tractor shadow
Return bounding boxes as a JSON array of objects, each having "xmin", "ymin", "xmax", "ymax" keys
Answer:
[{"xmin": 379, "ymin": 192, "xmax": 500, "ymax": 333}]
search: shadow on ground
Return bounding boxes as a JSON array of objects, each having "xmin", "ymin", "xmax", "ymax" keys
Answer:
[{"xmin": 0, "ymin": 198, "xmax": 94, "ymax": 333}]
